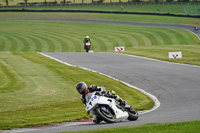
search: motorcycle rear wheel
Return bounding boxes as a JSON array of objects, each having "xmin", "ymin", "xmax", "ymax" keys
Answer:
[
  {"xmin": 127, "ymin": 107, "xmax": 139, "ymax": 121},
  {"xmin": 95, "ymin": 106, "xmax": 116, "ymax": 123}
]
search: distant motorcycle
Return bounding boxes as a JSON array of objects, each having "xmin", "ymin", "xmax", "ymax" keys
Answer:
[
  {"xmin": 84, "ymin": 42, "xmax": 91, "ymax": 53},
  {"xmin": 194, "ymin": 26, "xmax": 198, "ymax": 31},
  {"xmin": 85, "ymin": 92, "xmax": 138, "ymax": 123}
]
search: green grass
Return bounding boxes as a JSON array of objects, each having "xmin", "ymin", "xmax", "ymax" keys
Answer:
[
  {"xmin": 124, "ymin": 45, "xmax": 200, "ymax": 66},
  {"xmin": 26, "ymin": 4, "xmax": 200, "ymax": 15},
  {"xmin": 0, "ymin": 12, "xmax": 200, "ymax": 130},
  {"xmin": 64, "ymin": 120, "xmax": 200, "ymax": 133},
  {"xmin": 0, "ymin": 52, "xmax": 153, "ymax": 129},
  {"xmin": 0, "ymin": 18, "xmax": 199, "ymax": 65},
  {"xmin": 0, "ymin": 20, "xmax": 199, "ymax": 52}
]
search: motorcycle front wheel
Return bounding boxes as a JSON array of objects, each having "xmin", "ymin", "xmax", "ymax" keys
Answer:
[
  {"xmin": 95, "ymin": 105, "xmax": 116, "ymax": 123},
  {"xmin": 85, "ymin": 45, "xmax": 91, "ymax": 53}
]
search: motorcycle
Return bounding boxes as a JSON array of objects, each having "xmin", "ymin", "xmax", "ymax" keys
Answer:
[
  {"xmin": 84, "ymin": 41, "xmax": 91, "ymax": 53},
  {"xmin": 85, "ymin": 92, "xmax": 138, "ymax": 123}
]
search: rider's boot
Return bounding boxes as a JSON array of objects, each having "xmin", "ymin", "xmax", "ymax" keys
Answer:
[{"xmin": 93, "ymin": 115, "xmax": 102, "ymax": 124}]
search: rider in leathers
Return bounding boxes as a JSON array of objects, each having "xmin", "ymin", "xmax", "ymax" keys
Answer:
[
  {"xmin": 83, "ymin": 36, "xmax": 91, "ymax": 52},
  {"xmin": 76, "ymin": 81, "xmax": 126, "ymax": 123}
]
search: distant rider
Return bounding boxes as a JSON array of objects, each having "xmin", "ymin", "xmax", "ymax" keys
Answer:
[
  {"xmin": 194, "ymin": 26, "xmax": 198, "ymax": 30},
  {"xmin": 83, "ymin": 36, "xmax": 91, "ymax": 52},
  {"xmin": 76, "ymin": 81, "xmax": 126, "ymax": 123}
]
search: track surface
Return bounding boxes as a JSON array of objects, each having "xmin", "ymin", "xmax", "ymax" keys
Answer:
[
  {"xmin": 1, "ymin": 19, "xmax": 200, "ymax": 133},
  {"xmin": 9, "ymin": 52, "xmax": 198, "ymax": 133}
]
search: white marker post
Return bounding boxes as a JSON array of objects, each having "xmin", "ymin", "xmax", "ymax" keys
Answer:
[
  {"xmin": 168, "ymin": 52, "xmax": 182, "ymax": 59},
  {"xmin": 115, "ymin": 46, "xmax": 125, "ymax": 52}
]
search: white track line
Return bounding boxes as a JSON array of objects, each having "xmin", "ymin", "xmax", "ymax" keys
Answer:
[{"xmin": 116, "ymin": 53, "xmax": 200, "ymax": 68}]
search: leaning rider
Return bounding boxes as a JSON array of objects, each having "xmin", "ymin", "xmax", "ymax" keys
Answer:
[{"xmin": 76, "ymin": 81, "xmax": 126, "ymax": 123}]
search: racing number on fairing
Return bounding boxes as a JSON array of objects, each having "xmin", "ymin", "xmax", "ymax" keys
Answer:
[
  {"xmin": 89, "ymin": 95, "xmax": 97, "ymax": 106},
  {"xmin": 91, "ymin": 95, "xmax": 97, "ymax": 102}
]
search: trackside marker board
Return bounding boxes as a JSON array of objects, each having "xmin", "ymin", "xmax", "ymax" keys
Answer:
[
  {"xmin": 168, "ymin": 52, "xmax": 182, "ymax": 59},
  {"xmin": 115, "ymin": 46, "xmax": 125, "ymax": 52}
]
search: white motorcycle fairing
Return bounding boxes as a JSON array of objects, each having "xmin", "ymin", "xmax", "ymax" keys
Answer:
[
  {"xmin": 85, "ymin": 92, "xmax": 129, "ymax": 123},
  {"xmin": 85, "ymin": 42, "xmax": 91, "ymax": 46}
]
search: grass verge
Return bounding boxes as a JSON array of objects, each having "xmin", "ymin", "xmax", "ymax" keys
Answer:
[
  {"xmin": 123, "ymin": 45, "xmax": 200, "ymax": 66},
  {"xmin": 64, "ymin": 120, "xmax": 200, "ymax": 133}
]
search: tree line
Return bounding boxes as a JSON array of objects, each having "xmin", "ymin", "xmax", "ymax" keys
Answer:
[{"xmin": 2, "ymin": 0, "xmax": 200, "ymax": 7}]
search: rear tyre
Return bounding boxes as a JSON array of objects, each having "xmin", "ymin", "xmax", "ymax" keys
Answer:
[
  {"xmin": 95, "ymin": 105, "xmax": 116, "ymax": 123},
  {"xmin": 127, "ymin": 107, "xmax": 139, "ymax": 121}
]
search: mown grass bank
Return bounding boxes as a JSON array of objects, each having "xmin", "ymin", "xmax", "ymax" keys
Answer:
[
  {"xmin": 0, "ymin": 18, "xmax": 199, "ymax": 66},
  {"xmin": 64, "ymin": 120, "xmax": 200, "ymax": 133}
]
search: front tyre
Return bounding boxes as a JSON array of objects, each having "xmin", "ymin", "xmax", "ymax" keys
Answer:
[
  {"xmin": 85, "ymin": 45, "xmax": 91, "ymax": 53},
  {"xmin": 95, "ymin": 105, "xmax": 116, "ymax": 123}
]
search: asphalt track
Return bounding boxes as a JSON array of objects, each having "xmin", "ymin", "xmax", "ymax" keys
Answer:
[{"xmin": 1, "ymin": 19, "xmax": 200, "ymax": 133}]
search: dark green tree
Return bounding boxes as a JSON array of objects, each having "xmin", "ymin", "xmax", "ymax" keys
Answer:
[
  {"xmin": 24, "ymin": 0, "xmax": 28, "ymax": 5},
  {"xmin": 5, "ymin": 0, "xmax": 9, "ymax": 6},
  {"xmin": 167, "ymin": 0, "xmax": 173, "ymax": 2},
  {"xmin": 132, "ymin": 0, "xmax": 140, "ymax": 2},
  {"xmin": 178, "ymin": 0, "xmax": 190, "ymax": 1}
]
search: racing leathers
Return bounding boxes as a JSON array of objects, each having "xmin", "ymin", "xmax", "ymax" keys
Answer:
[{"xmin": 81, "ymin": 85, "xmax": 126, "ymax": 107}]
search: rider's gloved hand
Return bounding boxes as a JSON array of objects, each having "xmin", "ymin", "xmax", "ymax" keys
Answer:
[
  {"xmin": 101, "ymin": 90, "xmax": 106, "ymax": 94},
  {"xmin": 81, "ymin": 98, "xmax": 86, "ymax": 105},
  {"xmin": 119, "ymin": 99, "xmax": 126, "ymax": 107},
  {"xmin": 95, "ymin": 91, "xmax": 102, "ymax": 96}
]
